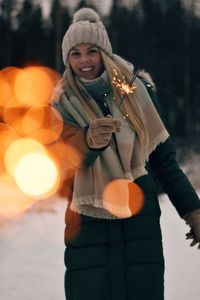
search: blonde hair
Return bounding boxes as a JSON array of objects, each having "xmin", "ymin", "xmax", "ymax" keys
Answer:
[
  {"xmin": 63, "ymin": 50, "xmax": 149, "ymax": 147},
  {"xmin": 100, "ymin": 51, "xmax": 148, "ymax": 147}
]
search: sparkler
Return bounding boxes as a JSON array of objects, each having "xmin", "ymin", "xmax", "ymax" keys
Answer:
[{"xmin": 112, "ymin": 68, "xmax": 140, "ymax": 119}]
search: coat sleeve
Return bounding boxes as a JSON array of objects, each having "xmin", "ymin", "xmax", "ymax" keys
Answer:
[
  {"xmin": 145, "ymin": 82, "xmax": 200, "ymax": 218},
  {"xmin": 59, "ymin": 123, "xmax": 108, "ymax": 169},
  {"xmin": 51, "ymin": 100, "xmax": 108, "ymax": 170},
  {"xmin": 149, "ymin": 136, "xmax": 200, "ymax": 218}
]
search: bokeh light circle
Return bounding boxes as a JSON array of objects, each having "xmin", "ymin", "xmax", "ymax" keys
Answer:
[
  {"xmin": 22, "ymin": 105, "xmax": 63, "ymax": 144},
  {"xmin": 4, "ymin": 138, "xmax": 46, "ymax": 176},
  {"xmin": 103, "ymin": 179, "xmax": 144, "ymax": 217},
  {"xmin": 14, "ymin": 152, "xmax": 60, "ymax": 199}
]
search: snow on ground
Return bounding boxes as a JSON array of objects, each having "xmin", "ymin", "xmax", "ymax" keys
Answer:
[
  {"xmin": 0, "ymin": 199, "xmax": 66, "ymax": 300},
  {"xmin": 160, "ymin": 193, "xmax": 200, "ymax": 300},
  {"xmin": 0, "ymin": 193, "xmax": 200, "ymax": 300}
]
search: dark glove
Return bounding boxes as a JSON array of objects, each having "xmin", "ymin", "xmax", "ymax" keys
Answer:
[
  {"xmin": 185, "ymin": 209, "xmax": 200, "ymax": 249},
  {"xmin": 86, "ymin": 116, "xmax": 121, "ymax": 149}
]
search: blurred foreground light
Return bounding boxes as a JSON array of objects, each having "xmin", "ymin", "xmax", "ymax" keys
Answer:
[
  {"xmin": 22, "ymin": 105, "xmax": 63, "ymax": 144},
  {"xmin": 3, "ymin": 106, "xmax": 28, "ymax": 135},
  {"xmin": 0, "ymin": 122, "xmax": 18, "ymax": 173},
  {"xmin": 0, "ymin": 66, "xmax": 61, "ymax": 108},
  {"xmin": 48, "ymin": 142, "xmax": 71, "ymax": 180},
  {"xmin": 4, "ymin": 138, "xmax": 60, "ymax": 199},
  {"xmin": 0, "ymin": 71, "xmax": 13, "ymax": 108},
  {"xmin": 14, "ymin": 66, "xmax": 55, "ymax": 106},
  {"xmin": 103, "ymin": 179, "xmax": 144, "ymax": 217},
  {"xmin": 48, "ymin": 140, "xmax": 83, "ymax": 172},
  {"xmin": 14, "ymin": 152, "xmax": 60, "ymax": 199},
  {"xmin": 4, "ymin": 138, "xmax": 46, "ymax": 176},
  {"xmin": 0, "ymin": 173, "xmax": 36, "ymax": 218}
]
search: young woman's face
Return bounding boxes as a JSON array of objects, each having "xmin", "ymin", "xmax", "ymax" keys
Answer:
[{"xmin": 68, "ymin": 43, "xmax": 104, "ymax": 80}]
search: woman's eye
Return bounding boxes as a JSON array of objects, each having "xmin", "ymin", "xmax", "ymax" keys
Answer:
[
  {"xmin": 70, "ymin": 52, "xmax": 80, "ymax": 57},
  {"xmin": 88, "ymin": 49, "xmax": 98, "ymax": 54}
]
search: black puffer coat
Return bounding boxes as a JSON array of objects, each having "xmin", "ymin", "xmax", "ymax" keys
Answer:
[
  {"xmin": 64, "ymin": 174, "xmax": 164, "ymax": 300},
  {"xmin": 62, "ymin": 80, "xmax": 200, "ymax": 300}
]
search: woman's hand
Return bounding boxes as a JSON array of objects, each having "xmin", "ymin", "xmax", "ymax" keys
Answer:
[
  {"xmin": 86, "ymin": 116, "xmax": 121, "ymax": 149},
  {"xmin": 185, "ymin": 211, "xmax": 200, "ymax": 249}
]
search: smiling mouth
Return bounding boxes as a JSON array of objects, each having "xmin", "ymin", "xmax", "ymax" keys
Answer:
[{"xmin": 80, "ymin": 67, "xmax": 94, "ymax": 72}]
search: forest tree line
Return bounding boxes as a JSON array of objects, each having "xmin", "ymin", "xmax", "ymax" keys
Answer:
[{"xmin": 1, "ymin": 0, "xmax": 200, "ymax": 138}]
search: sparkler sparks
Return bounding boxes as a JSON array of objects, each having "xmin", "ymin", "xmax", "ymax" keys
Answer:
[
  {"xmin": 112, "ymin": 69, "xmax": 137, "ymax": 96},
  {"xmin": 112, "ymin": 68, "xmax": 140, "ymax": 120}
]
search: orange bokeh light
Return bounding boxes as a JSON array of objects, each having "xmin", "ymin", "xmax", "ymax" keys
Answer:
[
  {"xmin": 48, "ymin": 142, "xmax": 80, "ymax": 198},
  {"xmin": 22, "ymin": 105, "xmax": 63, "ymax": 144},
  {"xmin": 14, "ymin": 66, "xmax": 54, "ymax": 106},
  {"xmin": 103, "ymin": 179, "xmax": 144, "ymax": 217},
  {"xmin": 0, "ymin": 122, "xmax": 18, "ymax": 173},
  {"xmin": 3, "ymin": 106, "xmax": 28, "ymax": 135},
  {"xmin": 48, "ymin": 142, "xmax": 71, "ymax": 177},
  {"xmin": 14, "ymin": 152, "xmax": 60, "ymax": 199},
  {"xmin": 0, "ymin": 66, "xmax": 61, "ymax": 108},
  {"xmin": 48, "ymin": 140, "xmax": 83, "ymax": 172},
  {"xmin": 0, "ymin": 65, "xmax": 63, "ymax": 218},
  {"xmin": 1, "ymin": 67, "xmax": 27, "ymax": 107},
  {"xmin": 3, "ymin": 137, "xmax": 60, "ymax": 200},
  {"xmin": 0, "ymin": 71, "xmax": 13, "ymax": 108},
  {"xmin": 4, "ymin": 138, "xmax": 46, "ymax": 176}
]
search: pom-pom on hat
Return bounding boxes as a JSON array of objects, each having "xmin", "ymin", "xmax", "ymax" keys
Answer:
[{"xmin": 62, "ymin": 8, "xmax": 112, "ymax": 66}]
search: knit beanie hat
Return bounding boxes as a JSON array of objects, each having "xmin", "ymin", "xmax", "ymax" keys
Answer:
[{"xmin": 62, "ymin": 8, "xmax": 112, "ymax": 66}]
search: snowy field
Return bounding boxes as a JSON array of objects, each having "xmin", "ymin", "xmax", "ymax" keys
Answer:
[
  {"xmin": 0, "ymin": 192, "xmax": 200, "ymax": 300},
  {"xmin": 160, "ymin": 193, "xmax": 200, "ymax": 300}
]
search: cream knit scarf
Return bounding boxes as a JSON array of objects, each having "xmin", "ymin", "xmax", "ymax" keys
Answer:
[{"xmin": 53, "ymin": 60, "xmax": 169, "ymax": 219}]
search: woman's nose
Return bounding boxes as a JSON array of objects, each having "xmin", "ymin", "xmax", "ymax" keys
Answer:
[{"xmin": 79, "ymin": 55, "xmax": 91, "ymax": 64}]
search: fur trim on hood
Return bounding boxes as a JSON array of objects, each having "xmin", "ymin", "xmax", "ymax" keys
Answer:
[{"xmin": 138, "ymin": 69, "xmax": 156, "ymax": 91}]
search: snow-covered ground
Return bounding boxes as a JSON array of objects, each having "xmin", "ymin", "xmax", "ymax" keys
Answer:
[
  {"xmin": 0, "ymin": 192, "xmax": 200, "ymax": 300},
  {"xmin": 0, "ymin": 199, "xmax": 66, "ymax": 300},
  {"xmin": 160, "ymin": 194, "xmax": 200, "ymax": 300}
]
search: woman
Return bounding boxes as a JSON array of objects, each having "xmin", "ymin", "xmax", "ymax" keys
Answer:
[{"xmin": 52, "ymin": 8, "xmax": 200, "ymax": 300}]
